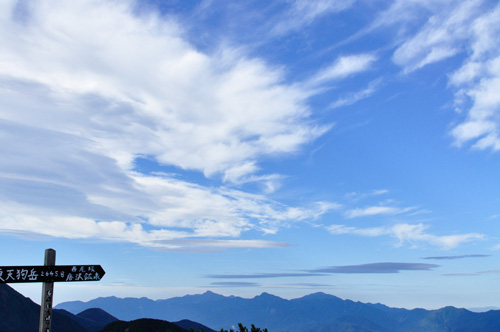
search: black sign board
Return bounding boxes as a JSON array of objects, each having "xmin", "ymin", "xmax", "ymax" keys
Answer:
[{"xmin": 0, "ymin": 264, "xmax": 105, "ymax": 283}]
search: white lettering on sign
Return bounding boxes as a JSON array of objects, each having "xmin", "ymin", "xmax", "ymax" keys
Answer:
[
  {"xmin": 0, "ymin": 265, "xmax": 104, "ymax": 283},
  {"xmin": 28, "ymin": 268, "xmax": 38, "ymax": 281},
  {"xmin": 6, "ymin": 269, "xmax": 15, "ymax": 281},
  {"xmin": 16, "ymin": 269, "xmax": 28, "ymax": 280}
]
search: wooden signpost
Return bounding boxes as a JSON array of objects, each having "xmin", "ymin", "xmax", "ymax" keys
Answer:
[{"xmin": 0, "ymin": 248, "xmax": 105, "ymax": 332}]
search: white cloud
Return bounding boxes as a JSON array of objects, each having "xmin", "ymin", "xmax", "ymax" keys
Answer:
[
  {"xmin": 272, "ymin": 0, "xmax": 356, "ymax": 35},
  {"xmin": 0, "ymin": 0, "xmax": 328, "ymax": 181},
  {"xmin": 385, "ymin": 0, "xmax": 500, "ymax": 151},
  {"xmin": 327, "ymin": 223, "xmax": 484, "ymax": 250},
  {"xmin": 344, "ymin": 189, "xmax": 389, "ymax": 201},
  {"xmin": 451, "ymin": 55, "xmax": 500, "ymax": 150},
  {"xmin": 392, "ymin": 1, "xmax": 481, "ymax": 72},
  {"xmin": 329, "ymin": 78, "xmax": 381, "ymax": 109},
  {"xmin": 344, "ymin": 205, "xmax": 416, "ymax": 218},
  {"xmin": 0, "ymin": 170, "xmax": 334, "ymax": 250},
  {"xmin": 155, "ymin": 239, "xmax": 290, "ymax": 250},
  {"xmin": 0, "ymin": 151, "xmax": 338, "ymax": 248},
  {"xmin": 291, "ymin": 0, "xmax": 355, "ymax": 22},
  {"xmin": 132, "ymin": 174, "xmax": 338, "ymax": 237},
  {"xmin": 307, "ymin": 54, "xmax": 376, "ymax": 87},
  {"xmin": 327, "ymin": 225, "xmax": 387, "ymax": 237},
  {"xmin": 374, "ymin": 0, "xmax": 451, "ymax": 28},
  {"xmin": 0, "ymin": 0, "xmax": 339, "ymax": 249}
]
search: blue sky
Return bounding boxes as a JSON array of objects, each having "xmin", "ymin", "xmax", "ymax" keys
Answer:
[{"xmin": 2, "ymin": 0, "xmax": 500, "ymax": 310}]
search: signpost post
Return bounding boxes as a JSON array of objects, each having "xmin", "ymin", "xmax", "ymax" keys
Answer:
[
  {"xmin": 0, "ymin": 248, "xmax": 105, "ymax": 332},
  {"xmin": 40, "ymin": 249, "xmax": 55, "ymax": 332}
]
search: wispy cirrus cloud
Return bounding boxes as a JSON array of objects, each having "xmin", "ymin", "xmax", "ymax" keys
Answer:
[
  {"xmin": 206, "ymin": 272, "xmax": 325, "ymax": 279},
  {"xmin": 478, "ymin": 270, "xmax": 500, "ymax": 274},
  {"xmin": 384, "ymin": 0, "xmax": 500, "ymax": 151},
  {"xmin": 448, "ymin": 2, "xmax": 500, "ymax": 151},
  {"xmin": 279, "ymin": 283, "xmax": 336, "ymax": 288},
  {"xmin": 327, "ymin": 223, "xmax": 484, "ymax": 249},
  {"xmin": 329, "ymin": 79, "xmax": 381, "ymax": 109},
  {"xmin": 327, "ymin": 225, "xmax": 387, "ymax": 237},
  {"xmin": 291, "ymin": 0, "xmax": 356, "ymax": 22},
  {"xmin": 210, "ymin": 282, "xmax": 260, "ymax": 288},
  {"xmin": 344, "ymin": 205, "xmax": 416, "ymax": 218},
  {"xmin": 344, "ymin": 189, "xmax": 389, "ymax": 201},
  {"xmin": 153, "ymin": 239, "xmax": 290, "ymax": 253},
  {"xmin": 309, "ymin": 262, "xmax": 439, "ymax": 274},
  {"xmin": 391, "ymin": 0, "xmax": 482, "ymax": 72},
  {"xmin": 0, "ymin": 0, "xmax": 342, "ymax": 249},
  {"xmin": 325, "ymin": 190, "xmax": 480, "ymax": 250},
  {"xmin": 306, "ymin": 54, "xmax": 377, "ymax": 88},
  {"xmin": 272, "ymin": 0, "xmax": 356, "ymax": 35},
  {"xmin": 0, "ymin": 166, "xmax": 333, "ymax": 249},
  {"xmin": 423, "ymin": 254, "xmax": 490, "ymax": 260},
  {"xmin": 207, "ymin": 262, "xmax": 439, "ymax": 279}
]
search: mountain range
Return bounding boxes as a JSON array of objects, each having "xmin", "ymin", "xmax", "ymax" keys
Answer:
[
  {"xmin": 2, "ymin": 283, "xmax": 500, "ymax": 332},
  {"xmin": 56, "ymin": 290, "xmax": 500, "ymax": 332}
]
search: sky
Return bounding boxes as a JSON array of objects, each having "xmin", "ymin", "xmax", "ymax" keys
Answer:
[{"xmin": 1, "ymin": 0, "xmax": 500, "ymax": 310}]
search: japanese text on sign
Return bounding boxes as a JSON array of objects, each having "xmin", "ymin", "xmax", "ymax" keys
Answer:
[{"xmin": 0, "ymin": 265, "xmax": 104, "ymax": 283}]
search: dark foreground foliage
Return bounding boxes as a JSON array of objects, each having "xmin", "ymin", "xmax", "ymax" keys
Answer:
[
  {"xmin": 99, "ymin": 320, "xmax": 267, "ymax": 332},
  {"xmin": 217, "ymin": 323, "xmax": 268, "ymax": 332},
  {"xmin": 99, "ymin": 318, "xmax": 188, "ymax": 332}
]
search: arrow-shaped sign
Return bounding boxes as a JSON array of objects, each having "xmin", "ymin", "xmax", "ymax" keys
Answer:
[{"xmin": 0, "ymin": 265, "xmax": 105, "ymax": 283}]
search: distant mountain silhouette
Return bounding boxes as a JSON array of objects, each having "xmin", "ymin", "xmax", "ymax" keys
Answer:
[
  {"xmin": 57, "ymin": 307, "xmax": 119, "ymax": 332},
  {"xmin": 173, "ymin": 319, "xmax": 215, "ymax": 332},
  {"xmin": 0, "ymin": 284, "xmax": 87, "ymax": 332},
  {"xmin": 56, "ymin": 290, "xmax": 500, "ymax": 332},
  {"xmin": 469, "ymin": 306, "xmax": 500, "ymax": 312},
  {"xmin": 100, "ymin": 318, "xmax": 189, "ymax": 332}
]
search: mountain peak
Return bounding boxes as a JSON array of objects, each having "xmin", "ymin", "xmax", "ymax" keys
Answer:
[
  {"xmin": 300, "ymin": 292, "xmax": 335, "ymax": 299},
  {"xmin": 254, "ymin": 292, "xmax": 285, "ymax": 301},
  {"xmin": 202, "ymin": 290, "xmax": 225, "ymax": 298}
]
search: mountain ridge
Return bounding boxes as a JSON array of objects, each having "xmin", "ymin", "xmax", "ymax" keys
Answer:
[{"xmin": 56, "ymin": 290, "xmax": 500, "ymax": 332}]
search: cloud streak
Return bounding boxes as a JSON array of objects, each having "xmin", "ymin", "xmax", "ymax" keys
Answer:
[
  {"xmin": 210, "ymin": 282, "xmax": 260, "ymax": 288},
  {"xmin": 344, "ymin": 205, "xmax": 416, "ymax": 218},
  {"xmin": 329, "ymin": 79, "xmax": 381, "ymax": 109},
  {"xmin": 271, "ymin": 0, "xmax": 356, "ymax": 36},
  {"xmin": 207, "ymin": 262, "xmax": 440, "ymax": 280},
  {"xmin": 327, "ymin": 223, "xmax": 484, "ymax": 249},
  {"xmin": 310, "ymin": 262, "xmax": 439, "ymax": 274},
  {"xmin": 423, "ymin": 254, "xmax": 490, "ymax": 260},
  {"xmin": 206, "ymin": 272, "xmax": 325, "ymax": 279},
  {"xmin": 307, "ymin": 54, "xmax": 376, "ymax": 88}
]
